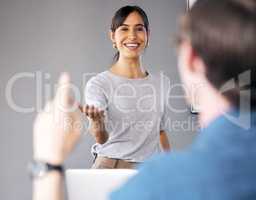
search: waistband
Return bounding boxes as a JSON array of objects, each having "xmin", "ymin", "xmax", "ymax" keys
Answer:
[{"xmin": 92, "ymin": 156, "xmax": 140, "ymax": 169}]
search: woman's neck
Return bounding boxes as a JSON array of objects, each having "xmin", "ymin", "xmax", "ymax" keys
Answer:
[{"xmin": 111, "ymin": 56, "xmax": 147, "ymax": 78}]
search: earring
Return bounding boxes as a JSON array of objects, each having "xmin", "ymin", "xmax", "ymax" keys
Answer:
[{"xmin": 113, "ymin": 43, "xmax": 117, "ymax": 49}]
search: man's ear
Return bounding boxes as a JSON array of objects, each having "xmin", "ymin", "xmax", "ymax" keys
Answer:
[
  {"xmin": 183, "ymin": 41, "xmax": 206, "ymax": 75},
  {"xmin": 109, "ymin": 30, "xmax": 115, "ymax": 43}
]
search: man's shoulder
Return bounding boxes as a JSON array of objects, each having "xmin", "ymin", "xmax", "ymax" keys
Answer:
[
  {"xmin": 198, "ymin": 111, "xmax": 256, "ymax": 144},
  {"xmin": 110, "ymin": 151, "xmax": 206, "ymax": 200}
]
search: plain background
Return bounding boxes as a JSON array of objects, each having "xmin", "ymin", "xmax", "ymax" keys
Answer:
[{"xmin": 0, "ymin": 0, "xmax": 198, "ymax": 199}]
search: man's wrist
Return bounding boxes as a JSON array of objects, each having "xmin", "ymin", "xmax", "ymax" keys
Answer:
[{"xmin": 28, "ymin": 160, "xmax": 64, "ymax": 179}]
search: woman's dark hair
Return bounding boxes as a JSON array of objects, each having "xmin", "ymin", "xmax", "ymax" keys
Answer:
[
  {"xmin": 178, "ymin": 0, "xmax": 256, "ymax": 109},
  {"xmin": 111, "ymin": 5, "xmax": 150, "ymax": 62}
]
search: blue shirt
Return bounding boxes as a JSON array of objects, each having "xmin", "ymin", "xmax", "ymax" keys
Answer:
[{"xmin": 110, "ymin": 111, "xmax": 256, "ymax": 200}]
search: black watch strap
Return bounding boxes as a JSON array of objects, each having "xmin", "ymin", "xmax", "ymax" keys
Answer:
[
  {"xmin": 28, "ymin": 161, "xmax": 64, "ymax": 179},
  {"xmin": 46, "ymin": 163, "xmax": 64, "ymax": 173}
]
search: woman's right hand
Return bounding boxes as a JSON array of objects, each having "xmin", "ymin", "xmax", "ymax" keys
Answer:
[
  {"xmin": 80, "ymin": 105, "xmax": 105, "ymax": 123},
  {"xmin": 79, "ymin": 105, "xmax": 108, "ymax": 144}
]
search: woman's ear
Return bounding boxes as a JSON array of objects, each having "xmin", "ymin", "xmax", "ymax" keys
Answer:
[
  {"xmin": 146, "ymin": 30, "xmax": 150, "ymax": 46},
  {"xmin": 109, "ymin": 30, "xmax": 115, "ymax": 43},
  {"xmin": 147, "ymin": 29, "xmax": 150, "ymax": 39}
]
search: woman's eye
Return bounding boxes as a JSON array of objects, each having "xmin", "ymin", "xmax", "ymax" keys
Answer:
[
  {"xmin": 120, "ymin": 28, "xmax": 128, "ymax": 31},
  {"xmin": 136, "ymin": 27, "xmax": 145, "ymax": 32}
]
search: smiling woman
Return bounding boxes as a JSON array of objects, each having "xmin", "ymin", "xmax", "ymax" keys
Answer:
[
  {"xmin": 110, "ymin": 6, "xmax": 149, "ymax": 63},
  {"xmin": 82, "ymin": 5, "xmax": 171, "ymax": 169}
]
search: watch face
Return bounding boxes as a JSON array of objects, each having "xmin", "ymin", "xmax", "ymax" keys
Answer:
[
  {"xmin": 28, "ymin": 161, "xmax": 48, "ymax": 178},
  {"xmin": 28, "ymin": 161, "xmax": 63, "ymax": 179}
]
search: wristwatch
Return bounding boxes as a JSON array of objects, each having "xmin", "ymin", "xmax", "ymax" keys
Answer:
[{"xmin": 28, "ymin": 161, "xmax": 64, "ymax": 179}]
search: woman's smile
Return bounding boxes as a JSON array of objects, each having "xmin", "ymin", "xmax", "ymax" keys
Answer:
[{"xmin": 123, "ymin": 42, "xmax": 140, "ymax": 51}]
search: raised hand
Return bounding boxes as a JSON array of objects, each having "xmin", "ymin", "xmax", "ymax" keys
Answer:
[{"xmin": 33, "ymin": 73, "xmax": 83, "ymax": 165}]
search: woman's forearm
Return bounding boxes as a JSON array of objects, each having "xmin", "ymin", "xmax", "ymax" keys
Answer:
[
  {"xmin": 89, "ymin": 120, "xmax": 109, "ymax": 144},
  {"xmin": 33, "ymin": 172, "xmax": 63, "ymax": 200}
]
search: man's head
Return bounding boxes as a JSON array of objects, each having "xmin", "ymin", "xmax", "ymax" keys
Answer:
[{"xmin": 177, "ymin": 0, "xmax": 256, "ymax": 108}]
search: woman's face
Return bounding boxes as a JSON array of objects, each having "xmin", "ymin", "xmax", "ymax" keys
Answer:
[{"xmin": 111, "ymin": 11, "xmax": 148, "ymax": 60}]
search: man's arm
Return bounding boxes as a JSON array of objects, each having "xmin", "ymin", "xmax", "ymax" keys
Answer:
[
  {"xmin": 33, "ymin": 73, "xmax": 82, "ymax": 200},
  {"xmin": 33, "ymin": 172, "xmax": 63, "ymax": 200}
]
